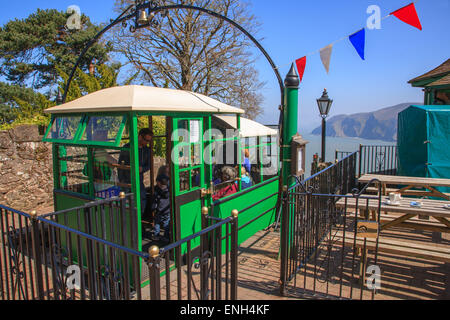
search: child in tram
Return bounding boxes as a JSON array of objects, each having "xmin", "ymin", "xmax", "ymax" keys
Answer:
[{"xmin": 150, "ymin": 173, "xmax": 171, "ymax": 242}]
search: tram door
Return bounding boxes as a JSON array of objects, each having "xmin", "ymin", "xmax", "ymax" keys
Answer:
[{"xmin": 171, "ymin": 117, "xmax": 209, "ymax": 248}]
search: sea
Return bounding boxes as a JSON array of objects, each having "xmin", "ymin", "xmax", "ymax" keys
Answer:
[{"xmin": 301, "ymin": 134, "xmax": 396, "ymax": 178}]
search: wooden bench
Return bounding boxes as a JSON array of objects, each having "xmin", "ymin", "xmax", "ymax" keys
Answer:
[
  {"xmin": 365, "ymin": 186, "xmax": 397, "ymax": 195},
  {"xmin": 365, "ymin": 186, "xmax": 450, "ymax": 199},
  {"xmin": 378, "ymin": 214, "xmax": 450, "ymax": 233},
  {"xmin": 332, "ymin": 230, "xmax": 450, "ymax": 263}
]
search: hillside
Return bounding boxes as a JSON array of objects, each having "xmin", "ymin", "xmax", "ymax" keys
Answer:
[{"xmin": 311, "ymin": 103, "xmax": 421, "ymax": 142}]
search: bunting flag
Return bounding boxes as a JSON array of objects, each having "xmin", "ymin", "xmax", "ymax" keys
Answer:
[
  {"xmin": 320, "ymin": 44, "xmax": 333, "ymax": 74},
  {"xmin": 290, "ymin": 2, "xmax": 422, "ymax": 80},
  {"xmin": 295, "ymin": 56, "xmax": 307, "ymax": 82},
  {"xmin": 349, "ymin": 29, "xmax": 365, "ymax": 60},
  {"xmin": 390, "ymin": 3, "xmax": 422, "ymax": 30}
]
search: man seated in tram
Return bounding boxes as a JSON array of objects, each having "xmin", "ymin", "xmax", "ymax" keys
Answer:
[{"xmin": 118, "ymin": 128, "xmax": 153, "ymax": 211}]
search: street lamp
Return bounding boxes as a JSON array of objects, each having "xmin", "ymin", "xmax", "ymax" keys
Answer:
[{"xmin": 316, "ymin": 88, "xmax": 333, "ymax": 162}]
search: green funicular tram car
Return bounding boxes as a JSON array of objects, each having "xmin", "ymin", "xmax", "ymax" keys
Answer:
[{"xmin": 42, "ymin": 85, "xmax": 281, "ymax": 279}]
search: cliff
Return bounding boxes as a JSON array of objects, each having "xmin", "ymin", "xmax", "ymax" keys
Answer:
[{"xmin": 311, "ymin": 103, "xmax": 421, "ymax": 142}]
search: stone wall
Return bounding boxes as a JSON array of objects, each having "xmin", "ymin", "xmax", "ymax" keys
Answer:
[{"xmin": 0, "ymin": 125, "xmax": 53, "ymax": 212}]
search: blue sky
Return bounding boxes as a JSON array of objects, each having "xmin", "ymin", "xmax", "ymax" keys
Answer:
[{"xmin": 1, "ymin": 0, "xmax": 449, "ymax": 132}]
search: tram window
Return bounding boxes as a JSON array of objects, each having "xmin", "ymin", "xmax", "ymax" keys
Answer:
[
  {"xmin": 91, "ymin": 148, "xmax": 122, "ymax": 199},
  {"xmin": 81, "ymin": 115, "xmax": 125, "ymax": 143},
  {"xmin": 262, "ymin": 143, "xmax": 278, "ymax": 180},
  {"xmin": 178, "ymin": 145, "xmax": 190, "ymax": 169},
  {"xmin": 179, "ymin": 170, "xmax": 190, "ymax": 192},
  {"xmin": 191, "ymin": 168, "xmax": 201, "ymax": 188},
  {"xmin": 249, "ymin": 146, "xmax": 261, "ymax": 185},
  {"xmin": 191, "ymin": 144, "xmax": 201, "ymax": 166},
  {"xmin": 174, "ymin": 118, "xmax": 204, "ymax": 194},
  {"xmin": 177, "ymin": 120, "xmax": 189, "ymax": 142},
  {"xmin": 57, "ymin": 145, "xmax": 90, "ymax": 195},
  {"xmin": 46, "ymin": 116, "xmax": 82, "ymax": 141}
]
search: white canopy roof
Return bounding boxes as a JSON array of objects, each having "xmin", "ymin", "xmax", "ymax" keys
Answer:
[
  {"xmin": 44, "ymin": 85, "xmax": 245, "ymax": 115},
  {"xmin": 213, "ymin": 115, "xmax": 278, "ymax": 138}
]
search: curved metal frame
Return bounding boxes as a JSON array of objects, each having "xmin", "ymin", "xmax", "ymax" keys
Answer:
[{"xmin": 62, "ymin": 3, "xmax": 284, "ymax": 106}]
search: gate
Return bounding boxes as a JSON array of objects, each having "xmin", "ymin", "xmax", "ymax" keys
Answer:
[
  {"xmin": 0, "ymin": 196, "xmax": 239, "ymax": 300},
  {"xmin": 280, "ymin": 153, "xmax": 383, "ymax": 300}
]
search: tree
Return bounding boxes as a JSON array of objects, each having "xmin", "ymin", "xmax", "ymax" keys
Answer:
[
  {"xmin": 0, "ymin": 9, "xmax": 112, "ymax": 91},
  {"xmin": 0, "ymin": 64, "xmax": 121, "ymax": 129},
  {"xmin": 111, "ymin": 0, "xmax": 264, "ymax": 119},
  {"xmin": 58, "ymin": 63, "xmax": 121, "ymax": 102},
  {"xmin": 0, "ymin": 9, "xmax": 117, "ymax": 128},
  {"xmin": 0, "ymin": 82, "xmax": 38, "ymax": 125}
]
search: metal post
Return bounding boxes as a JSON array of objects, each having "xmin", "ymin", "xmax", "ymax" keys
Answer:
[
  {"xmin": 358, "ymin": 144, "xmax": 363, "ymax": 178},
  {"xmin": 30, "ymin": 211, "xmax": 44, "ymax": 300},
  {"xmin": 321, "ymin": 117, "xmax": 326, "ymax": 163},
  {"xmin": 200, "ymin": 207, "xmax": 209, "ymax": 300},
  {"xmin": 148, "ymin": 245, "xmax": 161, "ymax": 300},
  {"xmin": 279, "ymin": 186, "xmax": 288, "ymax": 296},
  {"xmin": 282, "ymin": 64, "xmax": 299, "ymax": 187},
  {"xmin": 230, "ymin": 209, "xmax": 239, "ymax": 300}
]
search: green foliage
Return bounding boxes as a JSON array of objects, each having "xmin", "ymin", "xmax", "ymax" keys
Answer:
[
  {"xmin": 0, "ymin": 8, "xmax": 117, "ymax": 130},
  {"xmin": 0, "ymin": 82, "xmax": 53, "ymax": 128},
  {"xmin": 0, "ymin": 64, "xmax": 120, "ymax": 130},
  {"xmin": 0, "ymin": 105, "xmax": 16, "ymax": 125},
  {"xmin": 0, "ymin": 9, "xmax": 111, "ymax": 90},
  {"xmin": 58, "ymin": 63, "xmax": 120, "ymax": 102}
]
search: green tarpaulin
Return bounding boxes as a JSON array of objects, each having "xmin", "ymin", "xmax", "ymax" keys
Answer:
[{"xmin": 398, "ymin": 105, "xmax": 450, "ymax": 193}]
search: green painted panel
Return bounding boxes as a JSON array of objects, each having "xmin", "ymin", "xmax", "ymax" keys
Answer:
[
  {"xmin": 179, "ymin": 199, "xmax": 202, "ymax": 254},
  {"xmin": 212, "ymin": 179, "xmax": 279, "ymax": 246}
]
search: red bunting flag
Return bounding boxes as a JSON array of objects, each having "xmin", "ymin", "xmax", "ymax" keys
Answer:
[
  {"xmin": 295, "ymin": 56, "xmax": 306, "ymax": 82},
  {"xmin": 390, "ymin": 3, "xmax": 422, "ymax": 30}
]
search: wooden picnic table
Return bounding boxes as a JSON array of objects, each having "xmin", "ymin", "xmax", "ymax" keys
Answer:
[
  {"xmin": 335, "ymin": 194, "xmax": 450, "ymax": 270},
  {"xmin": 335, "ymin": 195, "xmax": 450, "ymax": 231},
  {"xmin": 358, "ymin": 174, "xmax": 450, "ymax": 200}
]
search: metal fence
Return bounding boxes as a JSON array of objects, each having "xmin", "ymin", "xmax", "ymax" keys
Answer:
[
  {"xmin": 148, "ymin": 211, "xmax": 238, "ymax": 300},
  {"xmin": 280, "ymin": 152, "xmax": 383, "ymax": 300},
  {"xmin": 336, "ymin": 145, "xmax": 398, "ymax": 177},
  {"xmin": 1, "ymin": 195, "xmax": 239, "ymax": 300},
  {"xmin": 358, "ymin": 145, "xmax": 397, "ymax": 177}
]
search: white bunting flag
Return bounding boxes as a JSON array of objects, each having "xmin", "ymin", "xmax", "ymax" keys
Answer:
[{"xmin": 320, "ymin": 44, "xmax": 333, "ymax": 74}]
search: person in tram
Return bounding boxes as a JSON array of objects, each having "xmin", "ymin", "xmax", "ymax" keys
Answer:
[
  {"xmin": 157, "ymin": 165, "xmax": 170, "ymax": 178},
  {"xmin": 240, "ymin": 166, "xmax": 252, "ymax": 190},
  {"xmin": 150, "ymin": 173, "xmax": 171, "ymax": 242},
  {"xmin": 212, "ymin": 166, "xmax": 238, "ymax": 201},
  {"xmin": 243, "ymin": 149, "xmax": 251, "ymax": 174},
  {"xmin": 118, "ymin": 128, "xmax": 153, "ymax": 211}
]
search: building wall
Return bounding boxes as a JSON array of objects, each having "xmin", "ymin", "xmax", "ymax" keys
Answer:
[{"xmin": 0, "ymin": 125, "xmax": 54, "ymax": 212}]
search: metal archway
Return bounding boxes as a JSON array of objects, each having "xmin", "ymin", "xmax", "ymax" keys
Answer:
[
  {"xmin": 62, "ymin": 2, "xmax": 284, "ymax": 107},
  {"xmin": 61, "ymin": 1, "xmax": 289, "ymax": 201}
]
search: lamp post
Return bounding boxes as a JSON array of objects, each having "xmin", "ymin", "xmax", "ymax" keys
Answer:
[{"xmin": 316, "ymin": 89, "xmax": 333, "ymax": 162}]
